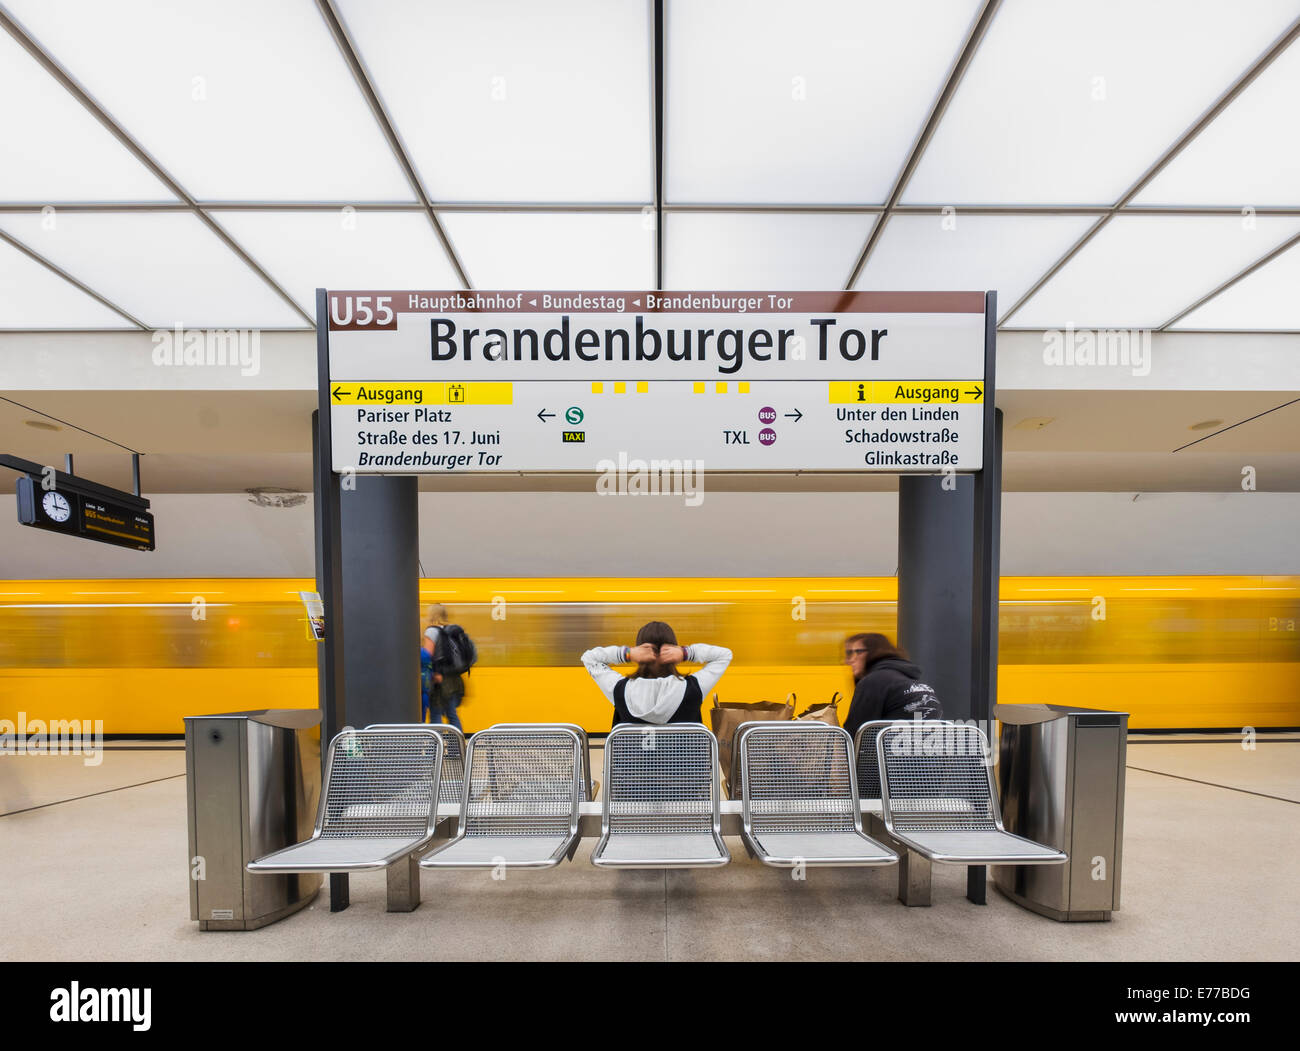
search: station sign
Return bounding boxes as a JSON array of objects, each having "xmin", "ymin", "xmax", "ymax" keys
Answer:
[
  {"xmin": 323, "ymin": 290, "xmax": 989, "ymax": 474},
  {"xmin": 15, "ymin": 474, "xmax": 156, "ymax": 551}
]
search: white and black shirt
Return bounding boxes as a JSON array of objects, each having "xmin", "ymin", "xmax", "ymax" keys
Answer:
[{"xmin": 581, "ymin": 644, "xmax": 733, "ymax": 725}]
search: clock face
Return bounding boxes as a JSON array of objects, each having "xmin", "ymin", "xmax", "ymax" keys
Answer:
[{"xmin": 42, "ymin": 490, "xmax": 72, "ymax": 523}]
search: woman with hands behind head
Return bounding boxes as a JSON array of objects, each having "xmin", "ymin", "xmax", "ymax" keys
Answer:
[{"xmin": 581, "ymin": 620, "xmax": 732, "ymax": 727}]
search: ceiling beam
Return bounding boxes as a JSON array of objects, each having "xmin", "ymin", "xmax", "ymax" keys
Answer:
[
  {"xmin": 843, "ymin": 0, "xmax": 1003, "ymax": 290},
  {"xmin": 0, "ymin": 227, "xmax": 148, "ymax": 329},
  {"xmin": 316, "ymin": 0, "xmax": 472, "ymax": 290},
  {"xmin": 998, "ymin": 15, "xmax": 1300, "ymax": 327},
  {"xmin": 653, "ymin": 0, "xmax": 665, "ymax": 290},
  {"xmin": 1158, "ymin": 228, "xmax": 1300, "ymax": 331},
  {"xmin": 0, "ymin": 7, "xmax": 315, "ymax": 327},
  {"xmin": 11, "ymin": 201, "xmax": 1300, "ymax": 217}
]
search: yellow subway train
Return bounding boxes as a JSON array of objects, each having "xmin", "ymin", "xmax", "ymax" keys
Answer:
[{"xmin": 1, "ymin": 576, "xmax": 1297, "ymax": 734}]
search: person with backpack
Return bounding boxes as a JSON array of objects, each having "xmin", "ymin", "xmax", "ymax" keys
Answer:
[
  {"xmin": 581, "ymin": 620, "xmax": 731, "ymax": 726},
  {"xmin": 423, "ymin": 603, "xmax": 477, "ymax": 730},
  {"xmin": 841, "ymin": 632, "xmax": 943, "ymax": 740}
]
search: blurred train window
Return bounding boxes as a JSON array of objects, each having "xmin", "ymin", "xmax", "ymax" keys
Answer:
[
  {"xmin": 3, "ymin": 582, "xmax": 1294, "ymax": 676},
  {"xmin": 0, "ymin": 603, "xmax": 316, "ymax": 668}
]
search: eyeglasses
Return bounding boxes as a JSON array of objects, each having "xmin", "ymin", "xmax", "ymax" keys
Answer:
[{"xmin": 844, "ymin": 648, "xmax": 868, "ymax": 657}]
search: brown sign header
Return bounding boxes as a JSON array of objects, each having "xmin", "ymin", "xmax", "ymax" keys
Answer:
[{"xmin": 325, "ymin": 290, "xmax": 988, "ymax": 331}]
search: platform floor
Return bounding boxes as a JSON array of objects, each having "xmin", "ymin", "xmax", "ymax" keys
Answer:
[{"xmin": 1, "ymin": 736, "xmax": 1297, "ymax": 961}]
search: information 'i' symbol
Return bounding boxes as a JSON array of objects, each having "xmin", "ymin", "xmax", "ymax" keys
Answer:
[{"xmin": 856, "ymin": 383, "xmax": 866, "ymax": 402}]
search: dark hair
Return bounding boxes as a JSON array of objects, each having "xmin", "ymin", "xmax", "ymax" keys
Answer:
[
  {"xmin": 633, "ymin": 621, "xmax": 682, "ymax": 680},
  {"xmin": 845, "ymin": 632, "xmax": 907, "ymax": 664}
]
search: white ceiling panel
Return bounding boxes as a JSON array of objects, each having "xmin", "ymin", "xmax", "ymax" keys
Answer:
[
  {"xmin": 1172, "ymin": 241, "xmax": 1300, "ymax": 330},
  {"xmin": 0, "ymin": 29, "xmax": 175, "ymax": 203},
  {"xmin": 1010, "ymin": 215, "xmax": 1300, "ymax": 329},
  {"xmin": 439, "ymin": 212, "xmax": 653, "ymax": 288},
  {"xmin": 3, "ymin": 0, "xmax": 413, "ymax": 202},
  {"xmin": 1134, "ymin": 38, "xmax": 1300, "ymax": 206},
  {"xmin": 905, "ymin": 0, "xmax": 1300, "ymax": 205},
  {"xmin": 338, "ymin": 0, "xmax": 652, "ymax": 203},
  {"xmin": 855, "ymin": 214, "xmax": 1095, "ymax": 306},
  {"xmin": 666, "ymin": 0, "xmax": 980, "ymax": 204},
  {"xmin": 0, "ymin": 238, "xmax": 134, "ymax": 328},
  {"xmin": 213, "ymin": 210, "xmax": 460, "ymax": 314},
  {"xmin": 664, "ymin": 212, "xmax": 874, "ymax": 289},
  {"xmin": 0, "ymin": 212, "xmax": 305, "ymax": 328}
]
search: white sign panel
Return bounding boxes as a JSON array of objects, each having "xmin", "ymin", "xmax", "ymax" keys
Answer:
[{"xmin": 324, "ymin": 290, "xmax": 988, "ymax": 473}]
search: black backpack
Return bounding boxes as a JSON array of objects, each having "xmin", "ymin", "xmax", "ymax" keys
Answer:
[{"xmin": 438, "ymin": 624, "xmax": 478, "ymax": 676}]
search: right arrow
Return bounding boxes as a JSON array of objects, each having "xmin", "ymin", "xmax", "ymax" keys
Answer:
[
  {"xmin": 784, "ymin": 409, "xmax": 803, "ymax": 422},
  {"xmin": 966, "ymin": 386, "xmax": 983, "ymax": 400}
]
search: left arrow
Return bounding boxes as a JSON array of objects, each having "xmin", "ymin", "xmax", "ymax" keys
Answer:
[
  {"xmin": 537, "ymin": 409, "xmax": 555, "ymax": 422},
  {"xmin": 332, "ymin": 386, "xmax": 345, "ymax": 401}
]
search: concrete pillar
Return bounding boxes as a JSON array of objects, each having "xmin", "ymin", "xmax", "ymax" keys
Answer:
[
  {"xmin": 340, "ymin": 475, "xmax": 421, "ymax": 727},
  {"xmin": 897, "ymin": 474, "xmax": 976, "ymax": 720}
]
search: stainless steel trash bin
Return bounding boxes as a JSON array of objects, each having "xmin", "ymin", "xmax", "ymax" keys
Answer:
[
  {"xmin": 993, "ymin": 703, "xmax": 1128, "ymax": 922},
  {"xmin": 185, "ymin": 709, "xmax": 322, "ymax": 931}
]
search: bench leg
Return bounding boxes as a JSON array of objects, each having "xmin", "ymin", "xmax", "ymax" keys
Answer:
[
  {"xmin": 967, "ymin": 865, "xmax": 986, "ymax": 905},
  {"xmin": 898, "ymin": 849, "xmax": 932, "ymax": 907},
  {"xmin": 866, "ymin": 814, "xmax": 933, "ymax": 907},
  {"xmin": 329, "ymin": 873, "xmax": 350, "ymax": 913},
  {"xmin": 386, "ymin": 854, "xmax": 421, "ymax": 913}
]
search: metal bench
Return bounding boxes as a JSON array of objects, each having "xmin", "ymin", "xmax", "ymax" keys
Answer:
[
  {"xmin": 877, "ymin": 722, "xmax": 1067, "ymax": 867},
  {"xmin": 855, "ymin": 719, "xmax": 957, "ymax": 801},
  {"xmin": 736, "ymin": 721, "xmax": 897, "ymax": 867},
  {"xmin": 490, "ymin": 722, "xmax": 597, "ymax": 801},
  {"xmin": 420, "ymin": 726, "xmax": 583, "ymax": 869},
  {"xmin": 367, "ymin": 723, "xmax": 466, "ymax": 809},
  {"xmin": 591, "ymin": 724, "xmax": 729, "ymax": 868},
  {"xmin": 246, "ymin": 727, "xmax": 443, "ymax": 912}
]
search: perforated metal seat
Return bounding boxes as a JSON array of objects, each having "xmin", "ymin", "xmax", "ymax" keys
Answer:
[
  {"xmin": 367, "ymin": 723, "xmax": 466, "ymax": 806},
  {"xmin": 419, "ymin": 726, "xmax": 582, "ymax": 869},
  {"xmin": 591, "ymin": 724, "xmax": 729, "ymax": 868},
  {"xmin": 736, "ymin": 722, "xmax": 897, "ymax": 867},
  {"xmin": 247, "ymin": 728, "xmax": 442, "ymax": 873},
  {"xmin": 490, "ymin": 722, "xmax": 597, "ymax": 801},
  {"xmin": 876, "ymin": 723, "xmax": 1067, "ymax": 865},
  {"xmin": 854, "ymin": 719, "xmax": 958, "ymax": 801}
]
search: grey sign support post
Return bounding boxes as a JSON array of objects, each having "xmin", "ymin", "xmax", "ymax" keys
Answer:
[
  {"xmin": 967, "ymin": 290, "xmax": 1002, "ymax": 905},
  {"xmin": 896, "ymin": 290, "xmax": 1000, "ymax": 906},
  {"xmin": 313, "ymin": 289, "xmax": 349, "ymax": 912},
  {"xmin": 314, "ymin": 289, "xmax": 426, "ymax": 912}
]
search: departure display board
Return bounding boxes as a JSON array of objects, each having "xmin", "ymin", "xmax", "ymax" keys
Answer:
[
  {"xmin": 324, "ymin": 290, "xmax": 989, "ymax": 474},
  {"xmin": 16, "ymin": 475, "xmax": 155, "ymax": 551}
]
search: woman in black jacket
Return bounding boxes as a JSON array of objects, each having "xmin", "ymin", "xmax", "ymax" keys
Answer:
[{"xmin": 841, "ymin": 633, "xmax": 943, "ymax": 740}]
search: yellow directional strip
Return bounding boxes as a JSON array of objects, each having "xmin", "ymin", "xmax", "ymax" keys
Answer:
[
  {"xmin": 330, "ymin": 382, "xmax": 513, "ymax": 405},
  {"xmin": 828, "ymin": 380, "xmax": 984, "ymax": 405}
]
